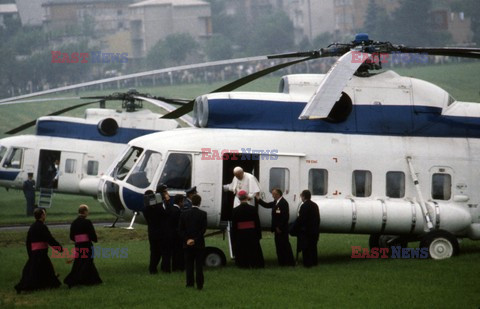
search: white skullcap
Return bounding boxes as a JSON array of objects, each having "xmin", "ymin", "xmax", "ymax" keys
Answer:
[{"xmin": 233, "ymin": 166, "xmax": 243, "ymax": 174}]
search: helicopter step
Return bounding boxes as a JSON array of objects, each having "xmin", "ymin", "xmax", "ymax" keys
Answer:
[{"xmin": 38, "ymin": 188, "xmax": 53, "ymax": 208}]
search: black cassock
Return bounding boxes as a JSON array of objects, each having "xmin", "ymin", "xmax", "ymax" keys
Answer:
[
  {"xmin": 231, "ymin": 202, "xmax": 264, "ymax": 268},
  {"xmin": 64, "ymin": 216, "xmax": 102, "ymax": 287},
  {"xmin": 15, "ymin": 220, "xmax": 62, "ymax": 293}
]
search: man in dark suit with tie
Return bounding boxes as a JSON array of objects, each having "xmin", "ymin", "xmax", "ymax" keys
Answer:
[
  {"xmin": 257, "ymin": 188, "xmax": 295, "ymax": 266},
  {"xmin": 291, "ymin": 190, "xmax": 320, "ymax": 267},
  {"xmin": 179, "ymin": 194, "xmax": 207, "ymax": 290}
]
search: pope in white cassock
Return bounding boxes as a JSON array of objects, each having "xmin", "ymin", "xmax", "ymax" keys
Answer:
[{"xmin": 223, "ymin": 166, "xmax": 261, "ymax": 207}]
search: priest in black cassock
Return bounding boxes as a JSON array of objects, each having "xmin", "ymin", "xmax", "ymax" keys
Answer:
[
  {"xmin": 15, "ymin": 208, "xmax": 63, "ymax": 294},
  {"xmin": 64, "ymin": 204, "xmax": 102, "ymax": 288},
  {"xmin": 231, "ymin": 190, "xmax": 264, "ymax": 268}
]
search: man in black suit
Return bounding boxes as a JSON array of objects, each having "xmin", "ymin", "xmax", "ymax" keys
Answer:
[
  {"xmin": 170, "ymin": 194, "xmax": 184, "ymax": 271},
  {"xmin": 179, "ymin": 194, "xmax": 207, "ymax": 290},
  {"xmin": 143, "ymin": 186, "xmax": 171, "ymax": 274},
  {"xmin": 291, "ymin": 190, "xmax": 320, "ymax": 267},
  {"xmin": 257, "ymin": 188, "xmax": 295, "ymax": 266}
]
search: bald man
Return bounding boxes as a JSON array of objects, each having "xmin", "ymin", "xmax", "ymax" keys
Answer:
[{"xmin": 223, "ymin": 167, "xmax": 261, "ymax": 207}]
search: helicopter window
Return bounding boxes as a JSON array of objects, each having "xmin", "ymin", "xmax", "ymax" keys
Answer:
[
  {"xmin": 65, "ymin": 159, "xmax": 76, "ymax": 174},
  {"xmin": 269, "ymin": 168, "xmax": 290, "ymax": 193},
  {"xmin": 159, "ymin": 153, "xmax": 192, "ymax": 189},
  {"xmin": 352, "ymin": 170, "xmax": 372, "ymax": 197},
  {"xmin": 432, "ymin": 173, "xmax": 451, "ymax": 200},
  {"xmin": 126, "ymin": 150, "xmax": 162, "ymax": 189},
  {"xmin": 386, "ymin": 171, "xmax": 405, "ymax": 198},
  {"xmin": 0, "ymin": 146, "xmax": 6, "ymax": 163},
  {"xmin": 3, "ymin": 148, "xmax": 23, "ymax": 169},
  {"xmin": 87, "ymin": 161, "xmax": 99, "ymax": 176},
  {"xmin": 113, "ymin": 146, "xmax": 144, "ymax": 180},
  {"xmin": 308, "ymin": 169, "xmax": 328, "ymax": 195}
]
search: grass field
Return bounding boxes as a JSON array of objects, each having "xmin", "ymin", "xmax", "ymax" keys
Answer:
[{"xmin": 0, "ymin": 227, "xmax": 479, "ymax": 308}]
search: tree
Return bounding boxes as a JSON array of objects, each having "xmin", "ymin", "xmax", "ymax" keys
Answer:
[
  {"xmin": 363, "ymin": 0, "xmax": 391, "ymax": 41},
  {"xmin": 204, "ymin": 34, "xmax": 233, "ymax": 61},
  {"xmin": 246, "ymin": 10, "xmax": 295, "ymax": 55},
  {"xmin": 147, "ymin": 33, "xmax": 198, "ymax": 68},
  {"xmin": 389, "ymin": 0, "xmax": 450, "ymax": 46}
]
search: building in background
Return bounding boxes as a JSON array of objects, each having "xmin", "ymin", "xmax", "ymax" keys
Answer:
[
  {"xmin": 0, "ymin": 3, "xmax": 19, "ymax": 28},
  {"xmin": 129, "ymin": 0, "xmax": 211, "ymax": 59},
  {"xmin": 284, "ymin": 0, "xmax": 335, "ymax": 44}
]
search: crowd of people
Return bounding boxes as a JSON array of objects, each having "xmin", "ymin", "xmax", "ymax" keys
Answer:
[{"xmin": 15, "ymin": 166, "xmax": 321, "ymax": 293}]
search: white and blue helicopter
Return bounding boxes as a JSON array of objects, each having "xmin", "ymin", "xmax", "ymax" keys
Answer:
[{"xmin": 95, "ymin": 34, "xmax": 480, "ymax": 263}]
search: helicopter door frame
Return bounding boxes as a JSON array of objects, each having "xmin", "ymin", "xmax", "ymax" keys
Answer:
[
  {"xmin": 57, "ymin": 152, "xmax": 84, "ymax": 193},
  {"xmin": 38, "ymin": 149, "xmax": 61, "ymax": 188},
  {"xmin": 220, "ymin": 152, "xmax": 260, "ymax": 222}
]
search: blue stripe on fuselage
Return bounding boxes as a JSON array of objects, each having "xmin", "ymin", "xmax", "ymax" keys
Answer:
[
  {"xmin": 206, "ymin": 99, "xmax": 480, "ymax": 138},
  {"xmin": 122, "ymin": 187, "xmax": 145, "ymax": 212},
  {"xmin": 0, "ymin": 171, "xmax": 20, "ymax": 181},
  {"xmin": 36, "ymin": 120, "xmax": 158, "ymax": 143}
]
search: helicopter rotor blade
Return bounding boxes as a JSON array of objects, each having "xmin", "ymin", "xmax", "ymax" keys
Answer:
[
  {"xmin": 5, "ymin": 100, "xmax": 101, "ymax": 135},
  {"xmin": 0, "ymin": 56, "xmax": 272, "ymax": 105},
  {"xmin": 0, "ymin": 97, "xmax": 81, "ymax": 106},
  {"xmin": 299, "ymin": 51, "xmax": 367, "ymax": 120},
  {"xmin": 161, "ymin": 56, "xmax": 313, "ymax": 119}
]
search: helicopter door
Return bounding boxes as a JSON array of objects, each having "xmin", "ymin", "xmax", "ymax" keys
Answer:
[
  {"xmin": 221, "ymin": 153, "xmax": 260, "ymax": 221},
  {"xmin": 38, "ymin": 150, "xmax": 61, "ymax": 188},
  {"xmin": 258, "ymin": 155, "xmax": 302, "ymax": 225},
  {"xmin": 57, "ymin": 152, "xmax": 84, "ymax": 193}
]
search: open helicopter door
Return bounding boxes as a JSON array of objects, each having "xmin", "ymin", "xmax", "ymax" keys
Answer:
[
  {"xmin": 220, "ymin": 154, "xmax": 260, "ymax": 222},
  {"xmin": 57, "ymin": 152, "xmax": 84, "ymax": 193},
  {"xmin": 38, "ymin": 150, "xmax": 60, "ymax": 188}
]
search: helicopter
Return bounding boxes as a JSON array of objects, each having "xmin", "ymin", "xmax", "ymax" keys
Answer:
[{"xmin": 94, "ymin": 34, "xmax": 480, "ymax": 264}]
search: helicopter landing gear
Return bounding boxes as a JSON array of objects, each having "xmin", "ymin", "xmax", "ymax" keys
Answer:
[
  {"xmin": 420, "ymin": 230, "xmax": 459, "ymax": 260},
  {"xmin": 369, "ymin": 234, "xmax": 408, "ymax": 250},
  {"xmin": 204, "ymin": 247, "xmax": 226, "ymax": 267}
]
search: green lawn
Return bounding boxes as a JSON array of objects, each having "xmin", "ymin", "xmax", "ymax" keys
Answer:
[
  {"xmin": 0, "ymin": 189, "xmax": 117, "ymax": 226},
  {"xmin": 0, "ymin": 227, "xmax": 479, "ymax": 308}
]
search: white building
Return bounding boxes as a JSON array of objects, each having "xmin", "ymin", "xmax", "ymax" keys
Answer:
[{"xmin": 129, "ymin": 0, "xmax": 212, "ymax": 59}]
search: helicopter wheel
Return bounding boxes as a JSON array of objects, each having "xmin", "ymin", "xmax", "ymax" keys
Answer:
[
  {"xmin": 420, "ymin": 230, "xmax": 459, "ymax": 260},
  {"xmin": 204, "ymin": 247, "xmax": 226, "ymax": 268}
]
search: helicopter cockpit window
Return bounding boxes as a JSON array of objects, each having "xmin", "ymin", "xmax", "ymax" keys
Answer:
[
  {"xmin": 432, "ymin": 173, "xmax": 451, "ymax": 200},
  {"xmin": 113, "ymin": 146, "xmax": 143, "ymax": 181},
  {"xmin": 126, "ymin": 150, "xmax": 162, "ymax": 189},
  {"xmin": 159, "ymin": 153, "xmax": 192, "ymax": 189},
  {"xmin": 0, "ymin": 146, "xmax": 6, "ymax": 164},
  {"xmin": 3, "ymin": 148, "xmax": 23, "ymax": 169},
  {"xmin": 352, "ymin": 170, "xmax": 372, "ymax": 197}
]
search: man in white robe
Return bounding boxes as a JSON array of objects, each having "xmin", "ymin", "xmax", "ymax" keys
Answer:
[{"xmin": 223, "ymin": 167, "xmax": 261, "ymax": 207}]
